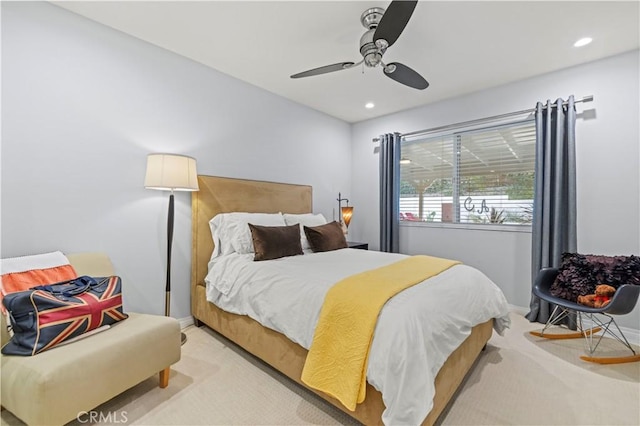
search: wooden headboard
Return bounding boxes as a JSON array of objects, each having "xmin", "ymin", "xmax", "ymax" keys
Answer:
[{"xmin": 191, "ymin": 175, "xmax": 312, "ymax": 289}]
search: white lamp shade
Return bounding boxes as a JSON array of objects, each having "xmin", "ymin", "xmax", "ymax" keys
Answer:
[{"xmin": 144, "ymin": 154, "xmax": 199, "ymax": 191}]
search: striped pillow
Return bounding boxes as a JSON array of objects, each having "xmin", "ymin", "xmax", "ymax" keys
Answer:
[{"xmin": 1, "ymin": 251, "xmax": 78, "ymax": 305}]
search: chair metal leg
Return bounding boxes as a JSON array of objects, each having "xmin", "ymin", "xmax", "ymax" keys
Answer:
[
  {"xmin": 539, "ymin": 305, "xmax": 562, "ymax": 335},
  {"xmin": 577, "ymin": 312, "xmax": 599, "ymax": 354},
  {"xmin": 540, "ymin": 305, "xmax": 576, "ymax": 334},
  {"xmin": 580, "ymin": 312, "xmax": 636, "ymax": 356},
  {"xmin": 608, "ymin": 316, "xmax": 636, "ymax": 355},
  {"xmin": 537, "ymin": 305, "xmax": 587, "ymax": 337},
  {"xmin": 532, "ymin": 307, "xmax": 601, "ymax": 340},
  {"xmin": 534, "ymin": 309, "xmax": 638, "ymax": 363}
]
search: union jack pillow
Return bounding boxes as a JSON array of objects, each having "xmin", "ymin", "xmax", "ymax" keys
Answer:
[{"xmin": 1, "ymin": 276, "xmax": 128, "ymax": 356}]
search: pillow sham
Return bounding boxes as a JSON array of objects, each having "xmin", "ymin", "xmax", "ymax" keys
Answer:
[
  {"xmin": 548, "ymin": 253, "xmax": 640, "ymax": 302},
  {"xmin": 249, "ymin": 223, "xmax": 303, "ymax": 261},
  {"xmin": 209, "ymin": 214, "xmax": 232, "ymax": 259},
  {"xmin": 303, "ymin": 221, "xmax": 348, "ymax": 253},
  {"xmin": 209, "ymin": 212, "xmax": 286, "ymax": 259},
  {"xmin": 283, "ymin": 213, "xmax": 327, "ymax": 250}
]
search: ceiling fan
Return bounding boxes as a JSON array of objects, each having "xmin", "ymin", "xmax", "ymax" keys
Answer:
[{"xmin": 290, "ymin": 0, "xmax": 428, "ymax": 90}]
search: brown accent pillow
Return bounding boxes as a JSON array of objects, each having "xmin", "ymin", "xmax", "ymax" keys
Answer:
[
  {"xmin": 248, "ymin": 223, "xmax": 303, "ymax": 261},
  {"xmin": 303, "ymin": 221, "xmax": 348, "ymax": 253}
]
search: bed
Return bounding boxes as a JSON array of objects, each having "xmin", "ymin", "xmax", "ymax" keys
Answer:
[{"xmin": 191, "ymin": 175, "xmax": 510, "ymax": 425}]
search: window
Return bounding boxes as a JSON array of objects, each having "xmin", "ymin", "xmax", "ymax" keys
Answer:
[{"xmin": 400, "ymin": 120, "xmax": 535, "ymax": 226}]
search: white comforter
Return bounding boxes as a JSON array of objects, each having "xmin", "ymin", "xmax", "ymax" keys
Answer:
[{"xmin": 205, "ymin": 249, "xmax": 510, "ymax": 425}]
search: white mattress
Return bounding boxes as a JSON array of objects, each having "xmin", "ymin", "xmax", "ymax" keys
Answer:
[{"xmin": 205, "ymin": 248, "xmax": 511, "ymax": 425}]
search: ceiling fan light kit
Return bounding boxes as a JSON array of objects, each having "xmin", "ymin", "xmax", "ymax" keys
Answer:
[{"xmin": 290, "ymin": 0, "xmax": 428, "ymax": 90}]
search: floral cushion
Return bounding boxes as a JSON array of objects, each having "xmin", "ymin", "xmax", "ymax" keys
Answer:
[{"xmin": 549, "ymin": 253, "xmax": 640, "ymax": 302}]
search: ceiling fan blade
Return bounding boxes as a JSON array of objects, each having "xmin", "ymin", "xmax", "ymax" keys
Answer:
[
  {"xmin": 290, "ymin": 62, "xmax": 356, "ymax": 79},
  {"xmin": 383, "ymin": 62, "xmax": 429, "ymax": 90},
  {"xmin": 373, "ymin": 0, "xmax": 418, "ymax": 48}
]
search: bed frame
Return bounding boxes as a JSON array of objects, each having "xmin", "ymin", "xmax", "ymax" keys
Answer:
[{"xmin": 191, "ymin": 175, "xmax": 493, "ymax": 425}]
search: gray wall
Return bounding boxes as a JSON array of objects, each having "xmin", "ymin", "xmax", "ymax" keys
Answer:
[
  {"xmin": 3, "ymin": 2, "xmax": 639, "ymax": 331},
  {"xmin": 1, "ymin": 2, "xmax": 352, "ymax": 320},
  {"xmin": 349, "ymin": 50, "xmax": 640, "ymax": 329}
]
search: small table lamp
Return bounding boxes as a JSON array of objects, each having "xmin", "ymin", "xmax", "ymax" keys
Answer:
[
  {"xmin": 144, "ymin": 153, "xmax": 199, "ymax": 345},
  {"xmin": 337, "ymin": 193, "xmax": 354, "ymax": 235},
  {"xmin": 342, "ymin": 206, "xmax": 354, "ymax": 230}
]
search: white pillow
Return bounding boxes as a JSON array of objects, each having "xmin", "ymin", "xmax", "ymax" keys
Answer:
[
  {"xmin": 209, "ymin": 212, "xmax": 286, "ymax": 259},
  {"xmin": 282, "ymin": 213, "xmax": 327, "ymax": 250},
  {"xmin": 208, "ymin": 214, "xmax": 232, "ymax": 259}
]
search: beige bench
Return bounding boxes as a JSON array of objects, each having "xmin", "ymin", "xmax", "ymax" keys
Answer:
[{"xmin": 0, "ymin": 253, "xmax": 182, "ymax": 425}]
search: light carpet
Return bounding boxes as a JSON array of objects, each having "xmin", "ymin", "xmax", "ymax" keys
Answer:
[{"xmin": 2, "ymin": 312, "xmax": 638, "ymax": 425}]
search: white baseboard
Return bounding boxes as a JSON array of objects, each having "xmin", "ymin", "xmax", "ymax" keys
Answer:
[
  {"xmin": 178, "ymin": 316, "xmax": 195, "ymax": 330},
  {"xmin": 509, "ymin": 304, "xmax": 640, "ymax": 346},
  {"xmin": 508, "ymin": 304, "xmax": 529, "ymax": 316}
]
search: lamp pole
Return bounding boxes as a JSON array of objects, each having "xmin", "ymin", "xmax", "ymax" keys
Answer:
[
  {"xmin": 165, "ymin": 191, "xmax": 174, "ymax": 317},
  {"xmin": 337, "ymin": 192, "xmax": 349, "ymax": 224}
]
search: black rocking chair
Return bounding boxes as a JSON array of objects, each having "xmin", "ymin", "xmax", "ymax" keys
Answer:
[{"xmin": 531, "ymin": 268, "xmax": 640, "ymax": 364}]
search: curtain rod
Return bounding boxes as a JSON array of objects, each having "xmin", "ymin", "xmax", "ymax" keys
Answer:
[{"xmin": 372, "ymin": 95, "xmax": 593, "ymax": 142}]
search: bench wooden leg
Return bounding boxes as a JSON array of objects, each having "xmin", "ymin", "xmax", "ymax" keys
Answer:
[{"xmin": 159, "ymin": 367, "xmax": 170, "ymax": 388}]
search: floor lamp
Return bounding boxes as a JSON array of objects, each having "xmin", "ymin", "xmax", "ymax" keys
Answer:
[{"xmin": 144, "ymin": 153, "xmax": 199, "ymax": 345}]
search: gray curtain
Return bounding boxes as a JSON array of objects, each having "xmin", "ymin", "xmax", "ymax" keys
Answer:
[
  {"xmin": 379, "ymin": 132, "xmax": 401, "ymax": 253},
  {"xmin": 526, "ymin": 96, "xmax": 577, "ymax": 323}
]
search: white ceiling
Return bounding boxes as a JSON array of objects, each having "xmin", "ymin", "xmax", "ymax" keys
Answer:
[{"xmin": 52, "ymin": 1, "xmax": 639, "ymax": 123}]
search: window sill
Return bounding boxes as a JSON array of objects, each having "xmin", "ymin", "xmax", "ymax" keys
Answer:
[{"xmin": 400, "ymin": 221, "xmax": 532, "ymax": 233}]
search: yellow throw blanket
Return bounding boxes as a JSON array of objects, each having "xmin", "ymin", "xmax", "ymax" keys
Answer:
[{"xmin": 301, "ymin": 255, "xmax": 460, "ymax": 411}]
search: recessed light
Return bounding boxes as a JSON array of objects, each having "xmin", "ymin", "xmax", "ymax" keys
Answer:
[
  {"xmin": 365, "ymin": 102, "xmax": 375, "ymax": 109},
  {"xmin": 399, "ymin": 157, "xmax": 411, "ymax": 165},
  {"xmin": 574, "ymin": 37, "xmax": 592, "ymax": 47}
]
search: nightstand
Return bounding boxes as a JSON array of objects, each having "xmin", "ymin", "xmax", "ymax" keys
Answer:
[{"xmin": 347, "ymin": 241, "xmax": 368, "ymax": 250}]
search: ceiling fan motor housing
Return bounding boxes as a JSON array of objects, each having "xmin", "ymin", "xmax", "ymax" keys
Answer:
[
  {"xmin": 360, "ymin": 29, "xmax": 385, "ymax": 67},
  {"xmin": 360, "ymin": 7, "xmax": 387, "ymax": 68}
]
